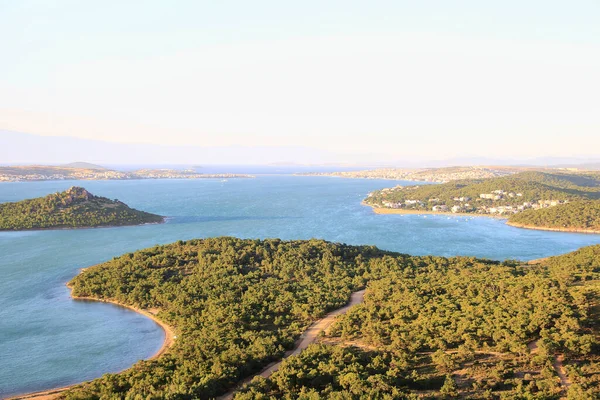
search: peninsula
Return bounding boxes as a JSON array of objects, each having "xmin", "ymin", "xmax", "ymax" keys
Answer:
[
  {"xmin": 507, "ymin": 200, "xmax": 600, "ymax": 233},
  {"xmin": 36, "ymin": 238, "xmax": 600, "ymax": 399},
  {"xmin": 365, "ymin": 171, "xmax": 600, "ymax": 233},
  {"xmin": 0, "ymin": 187, "xmax": 164, "ymax": 230}
]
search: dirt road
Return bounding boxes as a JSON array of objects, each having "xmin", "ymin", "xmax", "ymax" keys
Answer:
[{"xmin": 217, "ymin": 289, "xmax": 366, "ymax": 400}]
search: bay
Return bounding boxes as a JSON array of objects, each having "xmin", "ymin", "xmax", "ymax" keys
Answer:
[{"xmin": 1, "ymin": 175, "xmax": 599, "ymax": 397}]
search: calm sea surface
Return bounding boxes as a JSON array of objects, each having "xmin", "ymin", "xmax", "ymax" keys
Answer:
[{"xmin": 2, "ymin": 176, "xmax": 600, "ymax": 397}]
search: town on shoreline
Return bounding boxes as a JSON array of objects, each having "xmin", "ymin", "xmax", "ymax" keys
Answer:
[{"xmin": 0, "ymin": 164, "xmax": 254, "ymax": 182}]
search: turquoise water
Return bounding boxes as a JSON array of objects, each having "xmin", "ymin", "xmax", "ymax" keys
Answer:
[{"xmin": 2, "ymin": 176, "xmax": 600, "ymax": 398}]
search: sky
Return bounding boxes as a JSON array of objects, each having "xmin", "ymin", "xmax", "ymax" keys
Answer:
[{"xmin": 1, "ymin": 1, "xmax": 599, "ymax": 164}]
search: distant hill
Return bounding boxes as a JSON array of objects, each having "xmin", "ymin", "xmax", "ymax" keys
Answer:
[
  {"xmin": 0, "ymin": 187, "xmax": 164, "ymax": 230},
  {"xmin": 298, "ymin": 166, "xmax": 529, "ymax": 182},
  {"xmin": 61, "ymin": 162, "xmax": 108, "ymax": 170}
]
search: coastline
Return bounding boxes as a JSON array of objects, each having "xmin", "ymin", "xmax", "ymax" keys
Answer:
[
  {"xmin": 366, "ymin": 204, "xmax": 508, "ymax": 220},
  {"xmin": 366, "ymin": 203, "xmax": 600, "ymax": 234},
  {"xmin": 69, "ymin": 295, "xmax": 175, "ymax": 362},
  {"xmin": 506, "ymin": 222, "xmax": 600, "ymax": 235},
  {"xmin": 7, "ymin": 287, "xmax": 175, "ymax": 400},
  {"xmin": 0, "ymin": 217, "xmax": 166, "ymax": 233}
]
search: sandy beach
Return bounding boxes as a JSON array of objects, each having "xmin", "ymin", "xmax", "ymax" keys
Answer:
[
  {"xmin": 367, "ymin": 204, "xmax": 508, "ymax": 219},
  {"xmin": 506, "ymin": 222, "xmax": 600, "ymax": 234},
  {"xmin": 368, "ymin": 205, "xmax": 600, "ymax": 234},
  {"xmin": 7, "ymin": 288, "xmax": 175, "ymax": 400}
]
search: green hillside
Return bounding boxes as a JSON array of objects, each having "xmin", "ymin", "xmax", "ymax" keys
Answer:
[
  {"xmin": 59, "ymin": 238, "xmax": 600, "ymax": 399},
  {"xmin": 240, "ymin": 243, "xmax": 600, "ymax": 399},
  {"xmin": 0, "ymin": 187, "xmax": 163, "ymax": 230}
]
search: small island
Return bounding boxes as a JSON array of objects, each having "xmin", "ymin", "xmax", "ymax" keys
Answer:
[
  {"xmin": 365, "ymin": 171, "xmax": 600, "ymax": 233},
  {"xmin": 0, "ymin": 186, "xmax": 164, "ymax": 231}
]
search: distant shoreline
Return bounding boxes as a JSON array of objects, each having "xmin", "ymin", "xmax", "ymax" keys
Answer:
[
  {"xmin": 294, "ymin": 173, "xmax": 442, "ymax": 183},
  {"xmin": 7, "ymin": 285, "xmax": 175, "ymax": 400},
  {"xmin": 0, "ymin": 176, "xmax": 255, "ymax": 183}
]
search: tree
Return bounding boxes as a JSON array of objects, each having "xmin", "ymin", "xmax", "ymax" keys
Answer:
[{"xmin": 440, "ymin": 374, "xmax": 458, "ymax": 397}]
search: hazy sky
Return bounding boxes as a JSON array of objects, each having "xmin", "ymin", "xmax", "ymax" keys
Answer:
[{"xmin": 1, "ymin": 1, "xmax": 599, "ymax": 162}]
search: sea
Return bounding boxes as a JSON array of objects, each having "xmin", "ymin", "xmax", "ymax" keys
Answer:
[{"xmin": 2, "ymin": 175, "xmax": 600, "ymax": 397}]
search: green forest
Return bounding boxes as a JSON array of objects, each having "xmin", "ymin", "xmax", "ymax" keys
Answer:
[
  {"xmin": 58, "ymin": 238, "xmax": 600, "ymax": 399},
  {"xmin": 508, "ymin": 200, "xmax": 600, "ymax": 232},
  {"xmin": 0, "ymin": 186, "xmax": 163, "ymax": 230}
]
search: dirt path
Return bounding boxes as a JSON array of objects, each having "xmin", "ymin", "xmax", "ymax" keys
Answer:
[
  {"xmin": 527, "ymin": 340, "xmax": 570, "ymax": 392},
  {"xmin": 216, "ymin": 289, "xmax": 366, "ymax": 400},
  {"xmin": 553, "ymin": 354, "xmax": 571, "ymax": 390}
]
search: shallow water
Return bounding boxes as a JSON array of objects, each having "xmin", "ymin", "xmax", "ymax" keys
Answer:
[{"xmin": 1, "ymin": 176, "xmax": 599, "ymax": 397}]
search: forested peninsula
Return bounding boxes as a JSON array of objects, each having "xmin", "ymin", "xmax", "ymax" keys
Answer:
[
  {"xmin": 507, "ymin": 200, "xmax": 600, "ymax": 233},
  {"xmin": 0, "ymin": 187, "xmax": 163, "ymax": 230},
  {"xmin": 56, "ymin": 238, "xmax": 599, "ymax": 399},
  {"xmin": 366, "ymin": 171, "xmax": 600, "ymax": 233}
]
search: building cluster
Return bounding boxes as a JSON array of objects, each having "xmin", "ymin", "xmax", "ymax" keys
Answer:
[
  {"xmin": 0, "ymin": 170, "xmax": 128, "ymax": 182},
  {"xmin": 381, "ymin": 199, "xmax": 425, "ymax": 208},
  {"xmin": 480, "ymin": 199, "xmax": 568, "ymax": 215},
  {"xmin": 373, "ymin": 186, "xmax": 569, "ymax": 216},
  {"xmin": 479, "ymin": 190, "xmax": 523, "ymax": 200}
]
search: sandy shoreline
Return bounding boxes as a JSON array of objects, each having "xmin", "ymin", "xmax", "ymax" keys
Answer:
[
  {"xmin": 70, "ymin": 295, "xmax": 175, "ymax": 362},
  {"xmin": 368, "ymin": 204, "xmax": 600, "ymax": 234},
  {"xmin": 7, "ymin": 287, "xmax": 175, "ymax": 400},
  {"xmin": 506, "ymin": 222, "xmax": 600, "ymax": 234},
  {"xmin": 367, "ymin": 205, "xmax": 508, "ymax": 220}
]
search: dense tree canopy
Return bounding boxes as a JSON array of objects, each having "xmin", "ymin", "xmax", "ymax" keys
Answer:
[
  {"xmin": 0, "ymin": 186, "xmax": 163, "ymax": 230},
  {"xmin": 239, "ymin": 244, "xmax": 600, "ymax": 399},
  {"xmin": 62, "ymin": 238, "xmax": 384, "ymax": 399},
  {"xmin": 58, "ymin": 238, "xmax": 600, "ymax": 399},
  {"xmin": 508, "ymin": 200, "xmax": 600, "ymax": 232}
]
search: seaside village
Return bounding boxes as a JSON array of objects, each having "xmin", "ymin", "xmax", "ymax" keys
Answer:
[{"xmin": 374, "ymin": 188, "xmax": 569, "ymax": 215}]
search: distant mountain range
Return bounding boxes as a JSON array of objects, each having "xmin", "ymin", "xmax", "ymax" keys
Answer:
[
  {"xmin": 0, "ymin": 130, "xmax": 340, "ymax": 166},
  {"xmin": 1, "ymin": 130, "xmax": 599, "ymax": 168}
]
